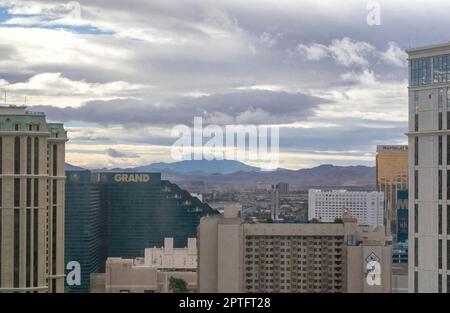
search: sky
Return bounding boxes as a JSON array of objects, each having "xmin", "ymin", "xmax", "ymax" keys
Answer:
[{"xmin": 0, "ymin": 0, "xmax": 449, "ymax": 170}]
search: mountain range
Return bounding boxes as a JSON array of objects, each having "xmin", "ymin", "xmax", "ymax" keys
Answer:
[{"xmin": 65, "ymin": 160, "xmax": 376, "ymax": 191}]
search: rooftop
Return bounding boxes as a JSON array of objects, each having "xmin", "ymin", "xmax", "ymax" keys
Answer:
[{"xmin": 406, "ymin": 41, "xmax": 450, "ymax": 57}]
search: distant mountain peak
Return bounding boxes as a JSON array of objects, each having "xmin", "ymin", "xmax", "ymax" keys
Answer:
[{"xmin": 132, "ymin": 159, "xmax": 260, "ymax": 174}]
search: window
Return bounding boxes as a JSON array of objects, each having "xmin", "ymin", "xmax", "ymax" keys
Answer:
[
  {"xmin": 414, "ymin": 271, "xmax": 418, "ymax": 293},
  {"xmin": 33, "ymin": 179, "xmax": 38, "ymax": 207},
  {"xmin": 27, "ymin": 137, "xmax": 31, "ymax": 174},
  {"xmin": 439, "ymin": 136, "xmax": 442, "ymax": 165},
  {"xmin": 14, "ymin": 123, "xmax": 19, "ymax": 131},
  {"xmin": 438, "ymin": 170, "xmax": 442, "ymax": 200},
  {"xmin": 414, "ymin": 238, "xmax": 418, "ymax": 267},
  {"xmin": 439, "ymin": 112, "xmax": 443, "ymax": 130},
  {"xmin": 447, "ymin": 112, "xmax": 450, "ymax": 130},
  {"xmin": 14, "ymin": 209, "xmax": 20, "ymax": 288},
  {"xmin": 439, "ymin": 88, "xmax": 445, "ymax": 109},
  {"xmin": 414, "ymin": 90, "xmax": 419, "ymax": 112},
  {"xmin": 53, "ymin": 144, "xmax": 57, "ymax": 176},
  {"xmin": 26, "ymin": 209, "xmax": 31, "ymax": 287},
  {"xmin": 414, "ymin": 170, "xmax": 419, "ymax": 200},
  {"xmin": 448, "ymin": 205, "xmax": 450, "ymax": 235},
  {"xmin": 34, "ymin": 138, "xmax": 39, "ymax": 174},
  {"xmin": 14, "ymin": 178, "xmax": 20, "ymax": 207},
  {"xmin": 33, "ymin": 208, "xmax": 39, "ymax": 287},
  {"xmin": 433, "ymin": 56, "xmax": 449, "ymax": 83},
  {"xmin": 26, "ymin": 178, "xmax": 31, "ymax": 207},
  {"xmin": 415, "ymin": 137, "xmax": 419, "ymax": 166},
  {"xmin": 439, "ymin": 274, "xmax": 442, "ymax": 293},
  {"xmin": 447, "ymin": 136, "xmax": 450, "ymax": 165},
  {"xmin": 14, "ymin": 137, "xmax": 20, "ymax": 174},
  {"xmin": 415, "ymin": 204, "xmax": 418, "ymax": 233},
  {"xmin": 411, "ymin": 57, "xmax": 431, "ymax": 86},
  {"xmin": 448, "ymin": 88, "xmax": 450, "ymax": 108},
  {"xmin": 415, "ymin": 113, "xmax": 419, "ymax": 131},
  {"xmin": 448, "ymin": 171, "xmax": 450, "ymax": 200}
]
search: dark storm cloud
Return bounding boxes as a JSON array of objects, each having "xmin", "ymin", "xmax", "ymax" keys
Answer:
[
  {"xmin": 279, "ymin": 121, "xmax": 407, "ymax": 152},
  {"xmin": 31, "ymin": 90, "xmax": 328, "ymax": 126}
]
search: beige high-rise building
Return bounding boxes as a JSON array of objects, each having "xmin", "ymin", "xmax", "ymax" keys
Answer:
[
  {"xmin": 376, "ymin": 145, "xmax": 408, "ymax": 236},
  {"xmin": 407, "ymin": 42, "xmax": 450, "ymax": 293},
  {"xmin": 0, "ymin": 106, "xmax": 67, "ymax": 293},
  {"xmin": 198, "ymin": 206, "xmax": 392, "ymax": 293}
]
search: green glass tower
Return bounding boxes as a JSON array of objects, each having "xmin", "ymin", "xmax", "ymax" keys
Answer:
[
  {"xmin": 65, "ymin": 170, "xmax": 101, "ymax": 293},
  {"xmin": 65, "ymin": 170, "xmax": 218, "ymax": 292}
]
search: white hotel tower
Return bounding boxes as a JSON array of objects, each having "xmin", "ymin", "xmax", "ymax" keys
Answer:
[
  {"xmin": 308, "ymin": 189, "xmax": 384, "ymax": 226},
  {"xmin": 407, "ymin": 42, "xmax": 450, "ymax": 293}
]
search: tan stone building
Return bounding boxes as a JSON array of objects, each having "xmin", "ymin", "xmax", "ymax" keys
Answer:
[
  {"xmin": 91, "ymin": 238, "xmax": 197, "ymax": 293},
  {"xmin": 376, "ymin": 145, "xmax": 408, "ymax": 236},
  {"xmin": 198, "ymin": 206, "xmax": 392, "ymax": 293},
  {"xmin": 0, "ymin": 105, "xmax": 67, "ymax": 293}
]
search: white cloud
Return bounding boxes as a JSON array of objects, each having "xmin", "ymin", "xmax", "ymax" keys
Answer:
[
  {"xmin": 298, "ymin": 37, "xmax": 374, "ymax": 67},
  {"xmin": 3, "ymin": 73, "xmax": 148, "ymax": 107},
  {"xmin": 297, "ymin": 43, "xmax": 329, "ymax": 61},
  {"xmin": 380, "ymin": 41, "xmax": 408, "ymax": 67}
]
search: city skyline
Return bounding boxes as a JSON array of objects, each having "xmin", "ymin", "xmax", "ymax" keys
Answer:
[{"xmin": 2, "ymin": 0, "xmax": 450, "ymax": 170}]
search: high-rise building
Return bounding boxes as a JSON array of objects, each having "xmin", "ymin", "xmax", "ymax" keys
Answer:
[
  {"xmin": 65, "ymin": 169, "xmax": 101, "ymax": 293},
  {"xmin": 376, "ymin": 145, "xmax": 408, "ymax": 236},
  {"xmin": 198, "ymin": 206, "xmax": 392, "ymax": 293},
  {"xmin": 308, "ymin": 189, "xmax": 384, "ymax": 225},
  {"xmin": 277, "ymin": 182, "xmax": 289, "ymax": 194},
  {"xmin": 64, "ymin": 170, "xmax": 218, "ymax": 292},
  {"xmin": 0, "ymin": 105, "xmax": 67, "ymax": 293},
  {"xmin": 407, "ymin": 42, "xmax": 450, "ymax": 293},
  {"xmin": 90, "ymin": 237, "xmax": 197, "ymax": 293},
  {"xmin": 95, "ymin": 172, "xmax": 218, "ymax": 260},
  {"xmin": 270, "ymin": 184, "xmax": 280, "ymax": 221}
]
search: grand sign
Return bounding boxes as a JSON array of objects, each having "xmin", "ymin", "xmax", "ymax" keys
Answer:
[{"xmin": 114, "ymin": 173, "xmax": 150, "ymax": 183}]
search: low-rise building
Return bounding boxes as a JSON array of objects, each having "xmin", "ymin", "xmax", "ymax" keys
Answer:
[{"xmin": 91, "ymin": 238, "xmax": 197, "ymax": 293}]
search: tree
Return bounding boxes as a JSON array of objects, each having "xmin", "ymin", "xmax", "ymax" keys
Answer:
[{"xmin": 169, "ymin": 276, "xmax": 188, "ymax": 293}]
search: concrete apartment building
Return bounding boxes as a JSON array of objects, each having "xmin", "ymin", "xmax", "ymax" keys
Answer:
[
  {"xmin": 91, "ymin": 238, "xmax": 197, "ymax": 293},
  {"xmin": 376, "ymin": 145, "xmax": 408, "ymax": 237},
  {"xmin": 0, "ymin": 106, "xmax": 67, "ymax": 293},
  {"xmin": 308, "ymin": 189, "xmax": 384, "ymax": 226},
  {"xmin": 198, "ymin": 206, "xmax": 392, "ymax": 293},
  {"xmin": 407, "ymin": 42, "xmax": 450, "ymax": 293}
]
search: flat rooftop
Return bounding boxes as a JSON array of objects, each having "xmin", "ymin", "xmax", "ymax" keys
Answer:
[{"xmin": 406, "ymin": 41, "xmax": 450, "ymax": 57}]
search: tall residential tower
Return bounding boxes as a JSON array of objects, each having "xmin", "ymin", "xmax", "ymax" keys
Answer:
[
  {"xmin": 0, "ymin": 106, "xmax": 67, "ymax": 293},
  {"xmin": 407, "ymin": 43, "xmax": 450, "ymax": 293}
]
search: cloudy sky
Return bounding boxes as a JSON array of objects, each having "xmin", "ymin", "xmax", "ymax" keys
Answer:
[{"xmin": 0, "ymin": 0, "xmax": 449, "ymax": 169}]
